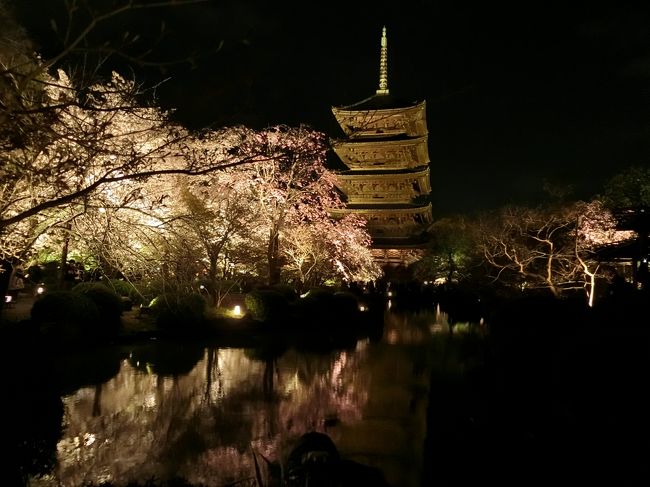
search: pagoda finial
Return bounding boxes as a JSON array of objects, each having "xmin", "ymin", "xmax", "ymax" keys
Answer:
[{"xmin": 376, "ymin": 26, "xmax": 389, "ymax": 95}]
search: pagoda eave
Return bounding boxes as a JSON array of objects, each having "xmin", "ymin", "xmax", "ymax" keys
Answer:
[
  {"xmin": 331, "ymin": 101, "xmax": 427, "ymax": 138},
  {"xmin": 332, "ymin": 135, "xmax": 429, "ymax": 170}
]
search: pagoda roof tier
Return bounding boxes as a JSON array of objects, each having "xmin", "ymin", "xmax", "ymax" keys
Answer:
[
  {"xmin": 372, "ymin": 237, "xmax": 430, "ymax": 248},
  {"xmin": 332, "ymin": 135, "xmax": 429, "ymax": 170},
  {"xmin": 331, "ymin": 100, "xmax": 427, "ymax": 138},
  {"xmin": 335, "ymin": 168, "xmax": 431, "ymax": 204},
  {"xmin": 338, "ymin": 168, "xmax": 428, "ymax": 176},
  {"xmin": 336, "ymin": 93, "xmax": 423, "ymax": 111},
  {"xmin": 342, "ymin": 203, "xmax": 432, "ymax": 211},
  {"xmin": 371, "ymin": 247, "xmax": 427, "ymax": 267},
  {"xmin": 330, "ymin": 204, "xmax": 433, "ymax": 240}
]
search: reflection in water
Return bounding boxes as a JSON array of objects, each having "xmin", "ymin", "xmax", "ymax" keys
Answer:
[{"xmin": 30, "ymin": 311, "xmax": 437, "ymax": 487}]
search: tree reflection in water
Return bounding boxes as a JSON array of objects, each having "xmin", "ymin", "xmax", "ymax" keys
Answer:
[{"xmin": 29, "ymin": 312, "xmax": 436, "ymax": 487}]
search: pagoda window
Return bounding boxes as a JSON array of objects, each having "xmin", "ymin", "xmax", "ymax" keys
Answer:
[{"xmin": 412, "ymin": 181, "xmax": 420, "ymax": 194}]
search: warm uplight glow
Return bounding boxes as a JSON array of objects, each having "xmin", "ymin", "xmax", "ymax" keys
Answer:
[
  {"xmin": 233, "ymin": 305, "xmax": 241, "ymax": 316},
  {"xmin": 359, "ymin": 305, "xmax": 367, "ymax": 312},
  {"xmin": 36, "ymin": 285, "xmax": 45, "ymax": 295},
  {"xmin": 387, "ymin": 291, "xmax": 392, "ymax": 297}
]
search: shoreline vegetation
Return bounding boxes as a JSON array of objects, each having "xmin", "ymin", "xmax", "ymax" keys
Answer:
[
  {"xmin": 0, "ymin": 281, "xmax": 389, "ymax": 351},
  {"xmin": 2, "ymin": 278, "xmax": 648, "ymax": 347}
]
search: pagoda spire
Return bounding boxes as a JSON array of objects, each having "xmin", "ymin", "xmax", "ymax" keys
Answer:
[{"xmin": 376, "ymin": 26, "xmax": 389, "ymax": 95}]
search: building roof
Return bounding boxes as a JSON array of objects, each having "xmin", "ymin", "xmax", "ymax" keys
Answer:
[
  {"xmin": 596, "ymin": 237, "xmax": 644, "ymax": 261},
  {"xmin": 331, "ymin": 133, "xmax": 420, "ymax": 143},
  {"xmin": 336, "ymin": 167, "xmax": 429, "ymax": 177},
  {"xmin": 344, "ymin": 203, "xmax": 430, "ymax": 210},
  {"xmin": 612, "ymin": 206, "xmax": 650, "ymax": 232},
  {"xmin": 332, "ymin": 27, "xmax": 422, "ymax": 112},
  {"xmin": 372, "ymin": 235, "xmax": 431, "ymax": 247},
  {"xmin": 334, "ymin": 93, "xmax": 423, "ymax": 111}
]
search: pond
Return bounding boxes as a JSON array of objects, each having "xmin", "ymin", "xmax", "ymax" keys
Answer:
[{"xmin": 12, "ymin": 308, "xmax": 473, "ymax": 487}]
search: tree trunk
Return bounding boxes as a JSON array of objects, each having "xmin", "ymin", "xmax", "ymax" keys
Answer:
[
  {"xmin": 267, "ymin": 226, "xmax": 280, "ymax": 285},
  {"xmin": 59, "ymin": 222, "xmax": 72, "ymax": 288},
  {"xmin": 208, "ymin": 256, "xmax": 218, "ymax": 306}
]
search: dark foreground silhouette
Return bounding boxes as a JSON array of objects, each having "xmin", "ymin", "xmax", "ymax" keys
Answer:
[{"xmin": 282, "ymin": 432, "xmax": 392, "ymax": 487}]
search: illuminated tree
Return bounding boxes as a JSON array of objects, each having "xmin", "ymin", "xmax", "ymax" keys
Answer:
[
  {"xmin": 1, "ymin": 2, "xmax": 379, "ymax": 303},
  {"xmin": 574, "ymin": 200, "xmax": 634, "ymax": 305},
  {"xmin": 66, "ymin": 174, "xmax": 173, "ymax": 281},
  {"xmin": 478, "ymin": 201, "xmax": 633, "ymax": 305},
  {"xmin": 282, "ymin": 214, "xmax": 381, "ymax": 289},
  {"xmin": 0, "ymin": 71, "xmax": 271, "ymax": 306},
  {"xmin": 0, "ymin": 0, "xmax": 222, "ymax": 303},
  {"xmin": 410, "ymin": 215, "xmax": 479, "ymax": 285},
  {"xmin": 234, "ymin": 126, "xmax": 342, "ymax": 285}
]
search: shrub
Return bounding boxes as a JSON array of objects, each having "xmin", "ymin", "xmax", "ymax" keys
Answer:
[
  {"xmin": 301, "ymin": 287, "xmax": 335, "ymax": 310},
  {"xmin": 303, "ymin": 287, "xmax": 335, "ymax": 300},
  {"xmin": 244, "ymin": 289, "xmax": 289, "ymax": 322},
  {"xmin": 149, "ymin": 292, "xmax": 207, "ymax": 332},
  {"xmin": 269, "ymin": 284, "xmax": 299, "ymax": 302},
  {"xmin": 31, "ymin": 290, "xmax": 100, "ymax": 344},
  {"xmin": 136, "ymin": 279, "xmax": 180, "ymax": 305},
  {"xmin": 106, "ymin": 278, "xmax": 144, "ymax": 305},
  {"xmin": 71, "ymin": 282, "xmax": 123, "ymax": 338}
]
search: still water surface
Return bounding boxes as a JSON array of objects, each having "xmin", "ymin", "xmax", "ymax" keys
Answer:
[{"xmin": 29, "ymin": 311, "xmax": 446, "ymax": 487}]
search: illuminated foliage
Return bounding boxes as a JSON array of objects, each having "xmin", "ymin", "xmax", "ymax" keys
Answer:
[
  {"xmin": 0, "ymin": 0, "xmax": 251, "ymax": 293},
  {"xmin": 0, "ymin": 2, "xmax": 379, "ymax": 295},
  {"xmin": 230, "ymin": 125, "xmax": 379, "ymax": 285},
  {"xmin": 282, "ymin": 214, "xmax": 382, "ymax": 288},
  {"xmin": 410, "ymin": 216, "xmax": 479, "ymax": 285},
  {"xmin": 478, "ymin": 200, "xmax": 633, "ymax": 304}
]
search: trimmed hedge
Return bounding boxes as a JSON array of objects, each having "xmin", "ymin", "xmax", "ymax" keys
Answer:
[
  {"xmin": 244, "ymin": 289, "xmax": 289, "ymax": 322},
  {"xmin": 149, "ymin": 292, "xmax": 207, "ymax": 332},
  {"xmin": 269, "ymin": 284, "xmax": 299, "ymax": 302},
  {"xmin": 72, "ymin": 282, "xmax": 124, "ymax": 326},
  {"xmin": 31, "ymin": 290, "xmax": 101, "ymax": 344},
  {"xmin": 107, "ymin": 278, "xmax": 144, "ymax": 305}
]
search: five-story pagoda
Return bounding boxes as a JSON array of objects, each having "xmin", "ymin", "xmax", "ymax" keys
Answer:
[{"xmin": 330, "ymin": 27, "xmax": 433, "ymax": 269}]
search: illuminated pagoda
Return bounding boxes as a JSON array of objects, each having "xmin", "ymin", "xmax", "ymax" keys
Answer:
[{"xmin": 330, "ymin": 26, "xmax": 433, "ymax": 269}]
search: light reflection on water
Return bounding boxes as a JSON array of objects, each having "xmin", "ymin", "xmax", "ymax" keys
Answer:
[{"xmin": 30, "ymin": 311, "xmax": 439, "ymax": 487}]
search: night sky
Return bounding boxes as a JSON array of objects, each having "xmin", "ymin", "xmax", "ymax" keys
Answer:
[{"xmin": 13, "ymin": 0, "xmax": 650, "ymax": 215}]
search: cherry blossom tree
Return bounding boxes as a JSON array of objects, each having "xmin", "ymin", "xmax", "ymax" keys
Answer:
[
  {"xmin": 234, "ymin": 125, "xmax": 342, "ymax": 285},
  {"xmin": 0, "ymin": 0, "xmax": 225, "ymax": 304},
  {"xmin": 1, "ymin": 3, "xmax": 380, "ymax": 304},
  {"xmin": 0, "ymin": 70, "xmax": 270, "ymax": 306},
  {"xmin": 282, "ymin": 214, "xmax": 381, "ymax": 289}
]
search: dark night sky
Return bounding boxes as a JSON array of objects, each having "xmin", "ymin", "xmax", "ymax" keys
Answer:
[{"xmin": 13, "ymin": 0, "xmax": 650, "ymax": 216}]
